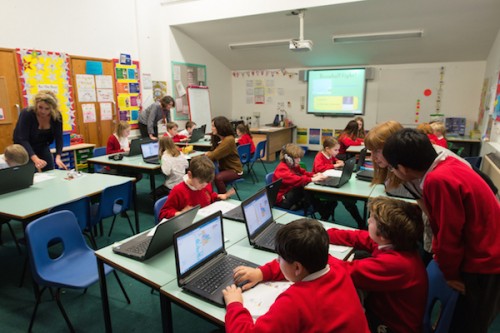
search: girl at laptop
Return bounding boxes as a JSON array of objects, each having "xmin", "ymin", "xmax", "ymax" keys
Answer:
[
  {"xmin": 273, "ymin": 143, "xmax": 325, "ymax": 211},
  {"xmin": 151, "ymin": 136, "xmax": 189, "ymax": 199},
  {"xmin": 236, "ymin": 123, "xmax": 255, "ymax": 155},
  {"xmin": 106, "ymin": 121, "xmax": 131, "ymax": 154},
  {"xmin": 338, "ymin": 120, "xmax": 364, "ymax": 160}
]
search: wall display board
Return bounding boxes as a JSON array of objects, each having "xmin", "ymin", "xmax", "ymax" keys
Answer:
[
  {"xmin": 16, "ymin": 48, "xmax": 75, "ymax": 132},
  {"xmin": 171, "ymin": 61, "xmax": 206, "ymax": 121},
  {"xmin": 113, "ymin": 59, "xmax": 141, "ymax": 128},
  {"xmin": 186, "ymin": 86, "xmax": 212, "ymax": 129}
]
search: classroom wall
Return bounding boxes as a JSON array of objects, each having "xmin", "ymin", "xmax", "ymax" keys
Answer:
[{"xmin": 230, "ymin": 61, "xmax": 485, "ymax": 149}]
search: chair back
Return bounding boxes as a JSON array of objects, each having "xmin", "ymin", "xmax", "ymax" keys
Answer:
[
  {"xmin": 154, "ymin": 196, "xmax": 168, "ymax": 225},
  {"xmin": 251, "ymin": 140, "xmax": 267, "ymax": 161},
  {"xmin": 464, "ymin": 156, "xmax": 482, "ymax": 169},
  {"xmin": 265, "ymin": 172, "xmax": 274, "ymax": 185},
  {"xmin": 91, "ymin": 181, "xmax": 133, "ymax": 227},
  {"xmin": 49, "ymin": 197, "xmax": 91, "ymax": 232},
  {"xmin": 237, "ymin": 143, "xmax": 251, "ymax": 165},
  {"xmin": 423, "ymin": 259, "xmax": 459, "ymax": 333},
  {"xmin": 93, "ymin": 147, "xmax": 107, "ymax": 173},
  {"xmin": 25, "ymin": 211, "xmax": 91, "ymax": 285}
]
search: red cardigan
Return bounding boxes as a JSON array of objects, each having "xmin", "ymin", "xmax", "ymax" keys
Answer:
[
  {"xmin": 106, "ymin": 135, "xmax": 124, "ymax": 154},
  {"xmin": 272, "ymin": 161, "xmax": 313, "ymax": 205},
  {"xmin": 238, "ymin": 134, "xmax": 255, "ymax": 154},
  {"xmin": 225, "ymin": 256, "xmax": 370, "ymax": 333},
  {"xmin": 328, "ymin": 228, "xmax": 428, "ymax": 333},
  {"xmin": 338, "ymin": 134, "xmax": 363, "ymax": 155},
  {"xmin": 312, "ymin": 151, "xmax": 339, "ymax": 173}
]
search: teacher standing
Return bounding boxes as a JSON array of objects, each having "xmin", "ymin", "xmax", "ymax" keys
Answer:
[
  {"xmin": 138, "ymin": 95, "xmax": 175, "ymax": 140},
  {"xmin": 13, "ymin": 91, "xmax": 66, "ymax": 171}
]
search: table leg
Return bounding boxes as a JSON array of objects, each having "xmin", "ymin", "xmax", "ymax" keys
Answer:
[
  {"xmin": 97, "ymin": 257, "xmax": 112, "ymax": 333},
  {"xmin": 132, "ymin": 182, "xmax": 140, "ymax": 234},
  {"xmin": 150, "ymin": 172, "xmax": 157, "ymax": 202},
  {"xmin": 160, "ymin": 292, "xmax": 173, "ymax": 333}
]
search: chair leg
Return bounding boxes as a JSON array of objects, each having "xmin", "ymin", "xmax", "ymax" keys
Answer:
[
  {"xmin": 259, "ymin": 158, "xmax": 268, "ymax": 173},
  {"xmin": 232, "ymin": 184, "xmax": 241, "ymax": 200},
  {"xmin": 54, "ymin": 288, "xmax": 75, "ymax": 333},
  {"xmin": 113, "ymin": 271, "xmax": 131, "ymax": 304},
  {"xmin": 107, "ymin": 216, "xmax": 117, "ymax": 237},
  {"xmin": 28, "ymin": 286, "xmax": 46, "ymax": 332},
  {"xmin": 124, "ymin": 212, "xmax": 135, "ymax": 235}
]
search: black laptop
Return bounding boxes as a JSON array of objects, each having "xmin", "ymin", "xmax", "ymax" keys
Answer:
[
  {"xmin": 223, "ymin": 178, "xmax": 282, "ymax": 222},
  {"xmin": 0, "ymin": 163, "xmax": 35, "ymax": 195},
  {"xmin": 173, "ymin": 211, "xmax": 258, "ymax": 307},
  {"xmin": 241, "ymin": 187, "xmax": 283, "ymax": 252},
  {"xmin": 113, "ymin": 205, "xmax": 200, "ymax": 261},
  {"xmin": 128, "ymin": 137, "xmax": 152, "ymax": 156},
  {"xmin": 355, "ymin": 148, "xmax": 374, "ymax": 181},
  {"xmin": 141, "ymin": 141, "xmax": 160, "ymax": 164},
  {"xmin": 188, "ymin": 124, "xmax": 206, "ymax": 143},
  {"xmin": 315, "ymin": 157, "xmax": 356, "ymax": 188}
]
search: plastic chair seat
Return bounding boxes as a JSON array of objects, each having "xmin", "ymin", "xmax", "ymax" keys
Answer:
[
  {"xmin": 248, "ymin": 140, "xmax": 268, "ymax": 181},
  {"xmin": 154, "ymin": 196, "xmax": 168, "ymax": 225}
]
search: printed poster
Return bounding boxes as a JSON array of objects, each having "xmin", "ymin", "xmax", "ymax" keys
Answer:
[
  {"xmin": 82, "ymin": 103, "xmax": 96, "ymax": 123},
  {"xmin": 309, "ymin": 128, "xmax": 321, "ymax": 145},
  {"xmin": 321, "ymin": 129, "xmax": 333, "ymax": 144},
  {"xmin": 100, "ymin": 103, "xmax": 113, "ymax": 121},
  {"xmin": 75, "ymin": 74, "xmax": 96, "ymax": 102},
  {"xmin": 297, "ymin": 128, "xmax": 308, "ymax": 144},
  {"xmin": 114, "ymin": 59, "xmax": 141, "ymax": 128},
  {"xmin": 153, "ymin": 81, "xmax": 167, "ymax": 101}
]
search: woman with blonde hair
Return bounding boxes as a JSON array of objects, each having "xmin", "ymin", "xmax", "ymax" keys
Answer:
[
  {"xmin": 13, "ymin": 91, "xmax": 66, "ymax": 171},
  {"xmin": 152, "ymin": 136, "xmax": 188, "ymax": 199}
]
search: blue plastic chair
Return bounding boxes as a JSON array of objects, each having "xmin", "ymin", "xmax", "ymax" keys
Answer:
[
  {"xmin": 92, "ymin": 146, "xmax": 107, "ymax": 173},
  {"xmin": 423, "ymin": 259, "xmax": 459, "ymax": 333},
  {"xmin": 25, "ymin": 211, "xmax": 130, "ymax": 332},
  {"xmin": 237, "ymin": 143, "xmax": 253, "ymax": 182},
  {"xmin": 90, "ymin": 181, "xmax": 135, "ymax": 237},
  {"xmin": 154, "ymin": 196, "xmax": 168, "ymax": 225},
  {"xmin": 49, "ymin": 197, "xmax": 96, "ymax": 249},
  {"xmin": 248, "ymin": 140, "xmax": 268, "ymax": 179},
  {"xmin": 265, "ymin": 172, "xmax": 316, "ymax": 218}
]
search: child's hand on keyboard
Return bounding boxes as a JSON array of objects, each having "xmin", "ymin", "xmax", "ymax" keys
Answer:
[
  {"xmin": 223, "ymin": 284, "xmax": 243, "ymax": 306},
  {"xmin": 232, "ymin": 266, "xmax": 263, "ymax": 291}
]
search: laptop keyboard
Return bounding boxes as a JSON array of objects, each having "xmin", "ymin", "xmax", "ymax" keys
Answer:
[
  {"xmin": 258, "ymin": 223, "xmax": 281, "ymax": 248},
  {"xmin": 193, "ymin": 257, "xmax": 248, "ymax": 294},
  {"xmin": 126, "ymin": 238, "xmax": 152, "ymax": 254}
]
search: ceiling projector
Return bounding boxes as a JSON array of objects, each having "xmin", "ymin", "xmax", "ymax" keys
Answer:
[{"xmin": 289, "ymin": 39, "xmax": 313, "ymax": 51}]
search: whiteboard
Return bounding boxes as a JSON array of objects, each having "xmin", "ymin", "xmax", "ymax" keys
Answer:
[
  {"xmin": 187, "ymin": 86, "xmax": 212, "ymax": 129},
  {"xmin": 377, "ymin": 67, "xmax": 441, "ymax": 126}
]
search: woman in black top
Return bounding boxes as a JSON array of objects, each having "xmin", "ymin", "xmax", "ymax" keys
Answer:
[{"xmin": 13, "ymin": 91, "xmax": 67, "ymax": 171}]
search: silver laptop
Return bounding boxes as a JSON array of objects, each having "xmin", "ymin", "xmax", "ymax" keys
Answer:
[
  {"xmin": 173, "ymin": 211, "xmax": 258, "ymax": 307},
  {"xmin": 141, "ymin": 141, "xmax": 160, "ymax": 164},
  {"xmin": 315, "ymin": 157, "xmax": 356, "ymax": 188},
  {"xmin": 0, "ymin": 163, "xmax": 35, "ymax": 195},
  {"xmin": 223, "ymin": 178, "xmax": 282, "ymax": 222},
  {"xmin": 112, "ymin": 205, "xmax": 199, "ymax": 261},
  {"xmin": 241, "ymin": 187, "xmax": 283, "ymax": 252}
]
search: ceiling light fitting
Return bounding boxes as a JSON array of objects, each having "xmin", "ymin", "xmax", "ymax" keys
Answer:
[
  {"xmin": 228, "ymin": 39, "xmax": 290, "ymax": 50},
  {"xmin": 332, "ymin": 30, "xmax": 423, "ymax": 43}
]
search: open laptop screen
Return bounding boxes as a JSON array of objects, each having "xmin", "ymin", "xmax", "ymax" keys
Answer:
[
  {"xmin": 176, "ymin": 213, "xmax": 224, "ymax": 276},
  {"xmin": 242, "ymin": 189, "xmax": 273, "ymax": 236},
  {"xmin": 141, "ymin": 142, "xmax": 159, "ymax": 159}
]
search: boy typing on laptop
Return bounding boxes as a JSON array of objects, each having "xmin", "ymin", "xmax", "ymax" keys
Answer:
[{"xmin": 222, "ymin": 218, "xmax": 369, "ymax": 332}]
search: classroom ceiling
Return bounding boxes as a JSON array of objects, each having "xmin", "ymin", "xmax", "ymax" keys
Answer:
[{"xmin": 171, "ymin": 0, "xmax": 500, "ymax": 70}]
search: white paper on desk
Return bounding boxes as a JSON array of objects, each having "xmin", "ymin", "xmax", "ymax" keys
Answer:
[
  {"xmin": 323, "ymin": 169, "xmax": 342, "ymax": 178},
  {"xmin": 329, "ymin": 244, "xmax": 350, "ymax": 253},
  {"xmin": 33, "ymin": 173, "xmax": 55, "ymax": 183},
  {"xmin": 197, "ymin": 201, "xmax": 237, "ymax": 216},
  {"xmin": 243, "ymin": 281, "xmax": 293, "ymax": 322}
]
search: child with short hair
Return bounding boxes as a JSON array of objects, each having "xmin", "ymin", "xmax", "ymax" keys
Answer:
[
  {"xmin": 0, "ymin": 144, "xmax": 29, "ymax": 169},
  {"xmin": 328, "ymin": 197, "xmax": 428, "ymax": 333},
  {"xmin": 179, "ymin": 121, "xmax": 196, "ymax": 137},
  {"xmin": 158, "ymin": 155, "xmax": 235, "ymax": 219},
  {"xmin": 165, "ymin": 122, "xmax": 188, "ymax": 142},
  {"xmin": 106, "ymin": 121, "xmax": 131, "ymax": 154},
  {"xmin": 383, "ymin": 128, "xmax": 500, "ymax": 333},
  {"xmin": 236, "ymin": 123, "xmax": 255, "ymax": 155},
  {"xmin": 151, "ymin": 136, "xmax": 189, "ymax": 199},
  {"xmin": 223, "ymin": 218, "xmax": 370, "ymax": 333},
  {"xmin": 338, "ymin": 120, "xmax": 364, "ymax": 158},
  {"xmin": 273, "ymin": 143, "xmax": 325, "ymax": 210},
  {"xmin": 429, "ymin": 121, "xmax": 447, "ymax": 148}
]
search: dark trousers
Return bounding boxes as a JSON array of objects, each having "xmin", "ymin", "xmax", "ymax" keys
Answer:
[
  {"xmin": 450, "ymin": 272, "xmax": 500, "ymax": 333},
  {"xmin": 139, "ymin": 123, "xmax": 158, "ymax": 138},
  {"xmin": 214, "ymin": 170, "xmax": 240, "ymax": 194},
  {"xmin": 36, "ymin": 145, "xmax": 55, "ymax": 171},
  {"xmin": 278, "ymin": 187, "xmax": 307, "ymax": 211}
]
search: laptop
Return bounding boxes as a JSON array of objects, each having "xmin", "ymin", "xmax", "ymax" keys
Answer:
[
  {"xmin": 173, "ymin": 211, "xmax": 258, "ymax": 307},
  {"xmin": 128, "ymin": 137, "xmax": 152, "ymax": 156},
  {"xmin": 241, "ymin": 187, "xmax": 283, "ymax": 252},
  {"xmin": 141, "ymin": 141, "xmax": 160, "ymax": 164},
  {"xmin": 0, "ymin": 163, "xmax": 35, "ymax": 195},
  {"xmin": 112, "ymin": 205, "xmax": 200, "ymax": 261},
  {"xmin": 355, "ymin": 147, "xmax": 374, "ymax": 182},
  {"xmin": 315, "ymin": 157, "xmax": 356, "ymax": 188},
  {"xmin": 223, "ymin": 178, "xmax": 282, "ymax": 222},
  {"xmin": 188, "ymin": 124, "xmax": 206, "ymax": 143}
]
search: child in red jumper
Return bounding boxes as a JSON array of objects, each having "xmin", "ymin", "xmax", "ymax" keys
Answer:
[
  {"xmin": 236, "ymin": 123, "xmax": 255, "ymax": 155},
  {"xmin": 223, "ymin": 218, "xmax": 370, "ymax": 333},
  {"xmin": 312, "ymin": 137, "xmax": 344, "ymax": 172},
  {"xmin": 328, "ymin": 196, "xmax": 428, "ymax": 333},
  {"xmin": 158, "ymin": 155, "xmax": 234, "ymax": 219},
  {"xmin": 338, "ymin": 120, "xmax": 364, "ymax": 158},
  {"xmin": 106, "ymin": 121, "xmax": 131, "ymax": 154},
  {"xmin": 273, "ymin": 143, "xmax": 325, "ymax": 211},
  {"xmin": 164, "ymin": 122, "xmax": 188, "ymax": 142},
  {"xmin": 430, "ymin": 121, "xmax": 448, "ymax": 148}
]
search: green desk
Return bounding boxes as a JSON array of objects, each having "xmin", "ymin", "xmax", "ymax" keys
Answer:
[
  {"xmin": 0, "ymin": 170, "xmax": 134, "ymax": 221},
  {"xmin": 175, "ymin": 136, "xmax": 212, "ymax": 150}
]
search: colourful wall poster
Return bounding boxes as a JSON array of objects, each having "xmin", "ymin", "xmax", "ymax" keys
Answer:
[
  {"xmin": 321, "ymin": 129, "xmax": 333, "ymax": 144},
  {"xmin": 114, "ymin": 59, "xmax": 141, "ymax": 128},
  {"xmin": 309, "ymin": 128, "xmax": 321, "ymax": 145},
  {"xmin": 152, "ymin": 81, "xmax": 167, "ymax": 101},
  {"xmin": 296, "ymin": 128, "xmax": 308, "ymax": 144},
  {"xmin": 494, "ymin": 72, "xmax": 500, "ymax": 122},
  {"xmin": 16, "ymin": 49, "xmax": 75, "ymax": 132}
]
